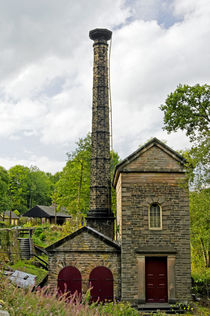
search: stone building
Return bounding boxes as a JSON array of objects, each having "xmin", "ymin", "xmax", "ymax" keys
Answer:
[
  {"xmin": 113, "ymin": 137, "xmax": 191, "ymax": 304},
  {"xmin": 46, "ymin": 28, "xmax": 191, "ymax": 307}
]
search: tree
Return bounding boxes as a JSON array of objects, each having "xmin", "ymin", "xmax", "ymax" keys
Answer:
[
  {"xmin": 56, "ymin": 134, "xmax": 91, "ymax": 219},
  {"xmin": 27, "ymin": 166, "xmax": 54, "ymax": 208},
  {"xmin": 8, "ymin": 165, "xmax": 31, "ymax": 214},
  {"xmin": 8, "ymin": 165, "xmax": 54, "ymax": 214},
  {"xmin": 56, "ymin": 134, "xmax": 121, "ymax": 220},
  {"xmin": 0, "ymin": 166, "xmax": 10, "ymax": 214},
  {"xmin": 160, "ymin": 84, "xmax": 210, "ymax": 187},
  {"xmin": 190, "ymin": 188, "xmax": 210, "ymax": 269}
]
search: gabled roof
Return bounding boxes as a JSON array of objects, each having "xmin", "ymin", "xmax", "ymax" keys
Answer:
[
  {"xmin": 46, "ymin": 226, "xmax": 121, "ymax": 252},
  {"xmin": 113, "ymin": 137, "xmax": 186, "ymax": 187},
  {"xmin": 1, "ymin": 211, "xmax": 19, "ymax": 219},
  {"xmin": 23, "ymin": 205, "xmax": 71, "ymax": 218}
]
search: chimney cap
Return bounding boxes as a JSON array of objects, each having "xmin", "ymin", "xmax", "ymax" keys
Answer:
[{"xmin": 89, "ymin": 28, "xmax": 112, "ymax": 41}]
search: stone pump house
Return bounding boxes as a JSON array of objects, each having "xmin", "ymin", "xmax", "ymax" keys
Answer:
[{"xmin": 46, "ymin": 28, "xmax": 191, "ymax": 306}]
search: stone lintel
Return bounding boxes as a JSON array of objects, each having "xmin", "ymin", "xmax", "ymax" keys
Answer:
[
  {"xmin": 121, "ymin": 170, "xmax": 185, "ymax": 174},
  {"xmin": 135, "ymin": 248, "xmax": 176, "ymax": 254},
  {"xmin": 48, "ymin": 249, "xmax": 120, "ymax": 253}
]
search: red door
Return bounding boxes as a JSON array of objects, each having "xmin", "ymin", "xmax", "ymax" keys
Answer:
[
  {"xmin": 146, "ymin": 257, "xmax": 168, "ymax": 303},
  {"xmin": 89, "ymin": 266, "xmax": 113, "ymax": 303},
  {"xmin": 57, "ymin": 266, "xmax": 82, "ymax": 296}
]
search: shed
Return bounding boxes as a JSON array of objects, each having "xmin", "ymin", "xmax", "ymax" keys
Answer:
[
  {"xmin": 23, "ymin": 205, "xmax": 71, "ymax": 225},
  {"xmin": 0, "ymin": 211, "xmax": 19, "ymax": 226}
]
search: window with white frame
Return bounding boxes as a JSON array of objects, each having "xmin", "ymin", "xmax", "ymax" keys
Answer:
[{"xmin": 149, "ymin": 203, "xmax": 162, "ymax": 230}]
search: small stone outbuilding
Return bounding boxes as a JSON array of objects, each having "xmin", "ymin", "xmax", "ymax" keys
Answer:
[{"xmin": 46, "ymin": 226, "xmax": 121, "ymax": 301}]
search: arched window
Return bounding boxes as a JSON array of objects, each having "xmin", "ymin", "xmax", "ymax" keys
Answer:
[{"xmin": 149, "ymin": 203, "xmax": 162, "ymax": 230}]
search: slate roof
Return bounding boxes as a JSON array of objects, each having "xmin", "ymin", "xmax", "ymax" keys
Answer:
[
  {"xmin": 113, "ymin": 137, "xmax": 186, "ymax": 187},
  {"xmin": 0, "ymin": 211, "xmax": 19, "ymax": 219},
  {"xmin": 46, "ymin": 226, "xmax": 121, "ymax": 252},
  {"xmin": 23, "ymin": 205, "xmax": 71, "ymax": 218}
]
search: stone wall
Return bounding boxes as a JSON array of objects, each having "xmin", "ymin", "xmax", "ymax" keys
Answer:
[
  {"xmin": 0, "ymin": 229, "xmax": 21, "ymax": 267},
  {"xmin": 115, "ymin": 143, "xmax": 191, "ymax": 304},
  {"xmin": 47, "ymin": 229, "xmax": 121, "ymax": 299}
]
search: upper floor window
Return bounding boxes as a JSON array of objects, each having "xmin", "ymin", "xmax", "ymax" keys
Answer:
[{"xmin": 149, "ymin": 203, "xmax": 162, "ymax": 230}]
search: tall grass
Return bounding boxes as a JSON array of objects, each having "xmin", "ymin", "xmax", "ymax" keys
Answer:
[{"xmin": 0, "ymin": 276, "xmax": 139, "ymax": 316}]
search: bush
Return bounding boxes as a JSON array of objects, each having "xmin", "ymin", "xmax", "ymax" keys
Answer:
[
  {"xmin": 192, "ymin": 268, "xmax": 210, "ymax": 298},
  {"xmin": 0, "ymin": 221, "xmax": 7, "ymax": 228}
]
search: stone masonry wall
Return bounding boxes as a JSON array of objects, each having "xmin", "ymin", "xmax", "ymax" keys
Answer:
[
  {"xmin": 47, "ymin": 231, "xmax": 121, "ymax": 299},
  {"xmin": 120, "ymin": 172, "xmax": 191, "ymax": 303},
  {"xmin": 87, "ymin": 29, "xmax": 114, "ymax": 239},
  {"xmin": 89, "ymin": 35, "xmax": 112, "ymax": 214}
]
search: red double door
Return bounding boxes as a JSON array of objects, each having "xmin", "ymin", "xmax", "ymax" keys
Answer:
[
  {"xmin": 146, "ymin": 257, "xmax": 168, "ymax": 303},
  {"xmin": 57, "ymin": 266, "xmax": 113, "ymax": 303}
]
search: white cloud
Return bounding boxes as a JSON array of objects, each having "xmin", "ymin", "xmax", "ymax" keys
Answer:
[
  {"xmin": 0, "ymin": 0, "xmax": 209, "ymax": 172},
  {"xmin": 0, "ymin": 155, "xmax": 65, "ymax": 174}
]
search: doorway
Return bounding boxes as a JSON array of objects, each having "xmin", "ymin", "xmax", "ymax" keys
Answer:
[
  {"xmin": 145, "ymin": 257, "xmax": 168, "ymax": 303},
  {"xmin": 89, "ymin": 266, "xmax": 113, "ymax": 303},
  {"xmin": 57, "ymin": 266, "xmax": 82, "ymax": 296}
]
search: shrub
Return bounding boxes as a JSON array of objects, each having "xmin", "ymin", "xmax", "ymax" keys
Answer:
[{"xmin": 192, "ymin": 268, "xmax": 210, "ymax": 298}]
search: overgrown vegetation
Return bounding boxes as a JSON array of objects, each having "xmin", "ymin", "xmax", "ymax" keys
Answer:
[
  {"xmin": 0, "ymin": 276, "xmax": 139, "ymax": 316},
  {"xmin": 29, "ymin": 221, "xmax": 78, "ymax": 248}
]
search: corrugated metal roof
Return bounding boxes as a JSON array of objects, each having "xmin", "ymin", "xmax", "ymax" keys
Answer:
[{"xmin": 9, "ymin": 270, "xmax": 36, "ymax": 288}]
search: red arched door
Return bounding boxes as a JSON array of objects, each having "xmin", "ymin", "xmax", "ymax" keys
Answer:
[
  {"xmin": 89, "ymin": 266, "xmax": 113, "ymax": 303},
  {"xmin": 57, "ymin": 266, "xmax": 82, "ymax": 296}
]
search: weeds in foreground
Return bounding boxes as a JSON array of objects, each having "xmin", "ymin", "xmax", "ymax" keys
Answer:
[{"xmin": 0, "ymin": 276, "xmax": 138, "ymax": 316}]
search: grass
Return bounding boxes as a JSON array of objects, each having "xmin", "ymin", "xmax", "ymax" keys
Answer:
[
  {"xmin": 0, "ymin": 276, "xmax": 139, "ymax": 316},
  {"xmin": 8, "ymin": 259, "xmax": 48, "ymax": 285}
]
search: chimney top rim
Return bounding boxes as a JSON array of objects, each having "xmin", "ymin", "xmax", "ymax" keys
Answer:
[{"xmin": 89, "ymin": 28, "xmax": 112, "ymax": 41}]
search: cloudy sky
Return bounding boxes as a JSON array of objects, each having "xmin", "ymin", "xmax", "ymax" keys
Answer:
[{"xmin": 0, "ymin": 0, "xmax": 209, "ymax": 173}]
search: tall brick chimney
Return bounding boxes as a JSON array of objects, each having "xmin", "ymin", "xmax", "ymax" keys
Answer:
[{"xmin": 86, "ymin": 28, "xmax": 115, "ymax": 239}]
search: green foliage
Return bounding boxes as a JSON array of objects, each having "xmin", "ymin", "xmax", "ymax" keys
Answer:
[
  {"xmin": 192, "ymin": 268, "xmax": 210, "ymax": 298},
  {"xmin": 160, "ymin": 84, "xmax": 210, "ymax": 187},
  {"xmin": 190, "ymin": 189, "xmax": 210, "ymax": 269},
  {"xmin": 31, "ymin": 222, "xmax": 77, "ymax": 248},
  {"xmin": 0, "ymin": 276, "xmax": 139, "ymax": 316},
  {"xmin": 0, "ymin": 166, "xmax": 10, "ymax": 214},
  {"xmin": 96, "ymin": 301, "xmax": 139, "ymax": 315},
  {"xmin": 0, "ymin": 229, "xmax": 20, "ymax": 265},
  {"xmin": 7, "ymin": 165, "xmax": 54, "ymax": 215},
  {"xmin": 27, "ymin": 166, "xmax": 54, "ymax": 209},
  {"xmin": 8, "ymin": 165, "xmax": 31, "ymax": 214},
  {"xmin": 56, "ymin": 134, "xmax": 120, "ymax": 220},
  {"xmin": 56, "ymin": 134, "xmax": 91, "ymax": 219}
]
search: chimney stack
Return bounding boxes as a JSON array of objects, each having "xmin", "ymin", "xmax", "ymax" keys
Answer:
[{"xmin": 86, "ymin": 28, "xmax": 114, "ymax": 239}]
